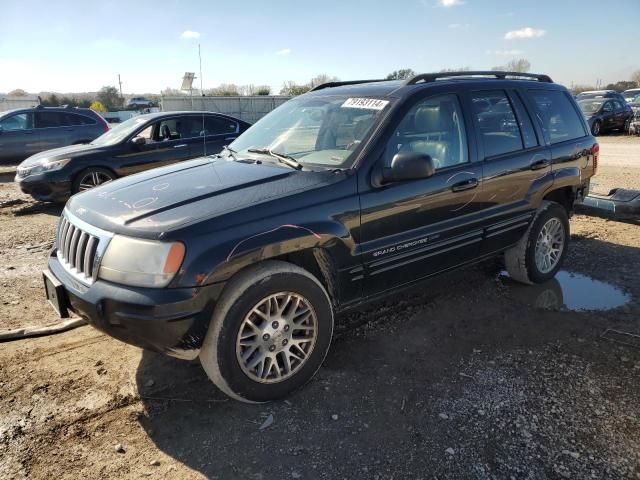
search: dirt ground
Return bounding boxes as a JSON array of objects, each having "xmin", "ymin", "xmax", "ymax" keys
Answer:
[{"xmin": 1, "ymin": 135, "xmax": 639, "ymax": 479}]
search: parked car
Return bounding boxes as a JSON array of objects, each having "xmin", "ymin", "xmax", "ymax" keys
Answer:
[
  {"xmin": 126, "ymin": 97, "xmax": 154, "ymax": 109},
  {"xmin": 577, "ymin": 98, "xmax": 633, "ymax": 135},
  {"xmin": 575, "ymin": 90, "xmax": 627, "ymax": 103},
  {"xmin": 43, "ymin": 71, "xmax": 596, "ymax": 402},
  {"xmin": 15, "ymin": 111, "xmax": 250, "ymax": 202},
  {"xmin": 622, "ymin": 88, "xmax": 640, "ymax": 103},
  {"xmin": 0, "ymin": 106, "xmax": 109, "ymax": 163}
]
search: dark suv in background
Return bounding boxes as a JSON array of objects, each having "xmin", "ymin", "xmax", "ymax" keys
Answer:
[
  {"xmin": 15, "ymin": 111, "xmax": 250, "ymax": 202},
  {"xmin": 0, "ymin": 106, "xmax": 109, "ymax": 162},
  {"xmin": 577, "ymin": 97, "xmax": 634, "ymax": 135},
  {"xmin": 43, "ymin": 71, "xmax": 597, "ymax": 403}
]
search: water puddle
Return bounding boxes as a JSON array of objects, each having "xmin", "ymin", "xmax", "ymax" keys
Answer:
[{"xmin": 500, "ymin": 270, "xmax": 631, "ymax": 311}]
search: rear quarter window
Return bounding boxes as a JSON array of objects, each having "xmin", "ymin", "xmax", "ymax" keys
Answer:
[{"xmin": 528, "ymin": 90, "xmax": 587, "ymax": 144}]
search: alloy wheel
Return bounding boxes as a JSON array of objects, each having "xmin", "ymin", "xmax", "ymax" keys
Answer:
[
  {"xmin": 534, "ymin": 217, "xmax": 565, "ymax": 274},
  {"xmin": 78, "ymin": 171, "xmax": 113, "ymax": 191},
  {"xmin": 236, "ymin": 292, "xmax": 318, "ymax": 383}
]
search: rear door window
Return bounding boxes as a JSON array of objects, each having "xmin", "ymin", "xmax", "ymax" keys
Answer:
[
  {"xmin": 35, "ymin": 111, "xmax": 68, "ymax": 128},
  {"xmin": 471, "ymin": 90, "xmax": 523, "ymax": 158},
  {"xmin": 528, "ymin": 90, "xmax": 587, "ymax": 144},
  {"xmin": 509, "ymin": 92, "xmax": 539, "ymax": 149},
  {"xmin": 202, "ymin": 116, "xmax": 238, "ymax": 136}
]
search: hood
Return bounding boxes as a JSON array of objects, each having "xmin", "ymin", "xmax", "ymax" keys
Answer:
[
  {"xmin": 66, "ymin": 157, "xmax": 330, "ymax": 235},
  {"xmin": 19, "ymin": 143, "xmax": 104, "ymax": 166}
]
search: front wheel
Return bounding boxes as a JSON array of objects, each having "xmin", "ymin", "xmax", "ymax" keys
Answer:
[
  {"xmin": 72, "ymin": 167, "xmax": 116, "ymax": 193},
  {"xmin": 624, "ymin": 118, "xmax": 631, "ymax": 133},
  {"xmin": 591, "ymin": 120, "xmax": 601, "ymax": 136},
  {"xmin": 200, "ymin": 261, "xmax": 334, "ymax": 403},
  {"xmin": 504, "ymin": 201, "xmax": 569, "ymax": 284}
]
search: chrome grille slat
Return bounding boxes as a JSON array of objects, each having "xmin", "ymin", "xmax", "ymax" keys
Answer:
[
  {"xmin": 68, "ymin": 228, "xmax": 81, "ymax": 268},
  {"xmin": 84, "ymin": 236, "xmax": 98, "ymax": 278},
  {"xmin": 55, "ymin": 211, "xmax": 111, "ymax": 285}
]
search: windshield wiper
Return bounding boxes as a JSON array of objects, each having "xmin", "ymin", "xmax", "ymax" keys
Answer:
[
  {"xmin": 247, "ymin": 148, "xmax": 303, "ymax": 170},
  {"xmin": 221, "ymin": 145, "xmax": 238, "ymax": 160}
]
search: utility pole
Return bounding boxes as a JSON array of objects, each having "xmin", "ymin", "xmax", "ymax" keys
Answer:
[{"xmin": 118, "ymin": 74, "xmax": 123, "ymax": 102}]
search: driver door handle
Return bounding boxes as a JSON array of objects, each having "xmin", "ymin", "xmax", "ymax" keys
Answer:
[
  {"xmin": 173, "ymin": 144, "xmax": 187, "ymax": 149},
  {"xmin": 451, "ymin": 178, "xmax": 478, "ymax": 192}
]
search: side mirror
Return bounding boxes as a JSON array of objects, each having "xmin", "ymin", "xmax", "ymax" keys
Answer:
[
  {"xmin": 382, "ymin": 151, "xmax": 435, "ymax": 183},
  {"xmin": 131, "ymin": 136, "xmax": 146, "ymax": 146}
]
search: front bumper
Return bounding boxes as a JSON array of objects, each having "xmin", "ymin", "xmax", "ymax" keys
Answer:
[
  {"xmin": 15, "ymin": 172, "xmax": 72, "ymax": 202},
  {"xmin": 47, "ymin": 250, "xmax": 224, "ymax": 359}
]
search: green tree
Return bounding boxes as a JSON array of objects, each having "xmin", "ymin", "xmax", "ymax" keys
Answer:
[
  {"xmin": 256, "ymin": 86, "xmax": 271, "ymax": 95},
  {"xmin": 385, "ymin": 69, "xmax": 416, "ymax": 80},
  {"xmin": 96, "ymin": 86, "xmax": 123, "ymax": 110},
  {"xmin": 8, "ymin": 89, "xmax": 28, "ymax": 96},
  {"xmin": 41, "ymin": 93, "xmax": 60, "ymax": 106},
  {"xmin": 280, "ymin": 81, "xmax": 311, "ymax": 96},
  {"xmin": 207, "ymin": 84, "xmax": 240, "ymax": 96}
]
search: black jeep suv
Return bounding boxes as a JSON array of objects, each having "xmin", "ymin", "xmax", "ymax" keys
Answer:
[{"xmin": 43, "ymin": 71, "xmax": 597, "ymax": 402}]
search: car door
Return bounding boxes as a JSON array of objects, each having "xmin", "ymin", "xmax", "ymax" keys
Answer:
[
  {"xmin": 358, "ymin": 92, "xmax": 484, "ymax": 296},
  {"xmin": 116, "ymin": 117, "xmax": 193, "ymax": 176},
  {"xmin": 526, "ymin": 88, "xmax": 591, "ymax": 197},
  {"xmin": 600, "ymin": 101, "xmax": 615, "ymax": 130},
  {"xmin": 0, "ymin": 112, "xmax": 39, "ymax": 161},
  {"xmin": 468, "ymin": 88, "xmax": 551, "ymax": 254},
  {"xmin": 612, "ymin": 101, "xmax": 626, "ymax": 129},
  {"xmin": 189, "ymin": 115, "xmax": 240, "ymax": 157}
]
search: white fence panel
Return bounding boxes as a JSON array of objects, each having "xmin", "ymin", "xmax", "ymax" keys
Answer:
[
  {"xmin": 0, "ymin": 96, "xmax": 40, "ymax": 112},
  {"xmin": 160, "ymin": 96, "xmax": 292, "ymax": 123}
]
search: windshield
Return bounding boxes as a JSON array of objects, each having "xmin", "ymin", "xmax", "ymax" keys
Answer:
[
  {"xmin": 578, "ymin": 100, "xmax": 603, "ymax": 114},
  {"xmin": 229, "ymin": 95, "xmax": 392, "ymax": 168},
  {"xmin": 91, "ymin": 116, "xmax": 150, "ymax": 146}
]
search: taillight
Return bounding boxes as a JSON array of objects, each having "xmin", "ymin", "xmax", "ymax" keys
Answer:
[
  {"xmin": 98, "ymin": 116, "xmax": 110, "ymax": 132},
  {"xmin": 591, "ymin": 143, "xmax": 599, "ymax": 175}
]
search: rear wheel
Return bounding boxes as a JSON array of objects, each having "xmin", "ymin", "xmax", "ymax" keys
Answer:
[
  {"xmin": 504, "ymin": 201, "xmax": 569, "ymax": 284},
  {"xmin": 200, "ymin": 261, "xmax": 334, "ymax": 403},
  {"xmin": 591, "ymin": 120, "xmax": 601, "ymax": 136},
  {"xmin": 72, "ymin": 167, "xmax": 115, "ymax": 193},
  {"xmin": 624, "ymin": 118, "xmax": 631, "ymax": 133}
]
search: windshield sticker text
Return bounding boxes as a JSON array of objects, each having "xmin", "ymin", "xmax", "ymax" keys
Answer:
[{"xmin": 341, "ymin": 98, "xmax": 389, "ymax": 110}]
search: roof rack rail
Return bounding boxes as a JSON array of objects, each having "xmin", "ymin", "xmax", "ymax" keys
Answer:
[
  {"xmin": 310, "ymin": 79, "xmax": 387, "ymax": 92},
  {"xmin": 405, "ymin": 71, "xmax": 553, "ymax": 85}
]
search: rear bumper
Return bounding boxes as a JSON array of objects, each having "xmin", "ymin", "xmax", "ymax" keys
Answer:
[
  {"xmin": 47, "ymin": 251, "xmax": 224, "ymax": 359},
  {"xmin": 15, "ymin": 172, "xmax": 71, "ymax": 202},
  {"xmin": 577, "ymin": 188, "xmax": 640, "ymax": 215}
]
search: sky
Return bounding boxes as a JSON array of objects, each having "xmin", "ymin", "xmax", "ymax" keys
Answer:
[{"xmin": 0, "ymin": 0, "xmax": 638, "ymax": 95}]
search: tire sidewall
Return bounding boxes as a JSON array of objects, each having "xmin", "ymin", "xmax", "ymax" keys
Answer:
[
  {"xmin": 592, "ymin": 120, "xmax": 601, "ymax": 136},
  {"xmin": 524, "ymin": 204, "xmax": 569, "ymax": 283},
  {"xmin": 204, "ymin": 268, "xmax": 333, "ymax": 403}
]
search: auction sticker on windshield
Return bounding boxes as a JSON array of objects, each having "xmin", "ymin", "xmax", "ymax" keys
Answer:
[{"xmin": 341, "ymin": 98, "xmax": 389, "ymax": 110}]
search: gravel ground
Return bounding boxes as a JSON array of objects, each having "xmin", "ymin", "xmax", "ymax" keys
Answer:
[{"xmin": 0, "ymin": 135, "xmax": 639, "ymax": 479}]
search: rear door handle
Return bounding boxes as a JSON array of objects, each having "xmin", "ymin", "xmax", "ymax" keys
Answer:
[
  {"xmin": 451, "ymin": 178, "xmax": 478, "ymax": 192},
  {"xmin": 225, "ymin": 137, "xmax": 237, "ymax": 141},
  {"xmin": 530, "ymin": 159, "xmax": 550, "ymax": 170},
  {"xmin": 173, "ymin": 144, "xmax": 187, "ymax": 149}
]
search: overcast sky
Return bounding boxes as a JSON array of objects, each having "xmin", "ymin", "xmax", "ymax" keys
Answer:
[{"xmin": 0, "ymin": 0, "xmax": 638, "ymax": 94}]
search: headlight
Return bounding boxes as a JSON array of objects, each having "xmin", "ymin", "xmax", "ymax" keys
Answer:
[
  {"xmin": 98, "ymin": 235, "xmax": 185, "ymax": 287},
  {"xmin": 26, "ymin": 158, "xmax": 71, "ymax": 176}
]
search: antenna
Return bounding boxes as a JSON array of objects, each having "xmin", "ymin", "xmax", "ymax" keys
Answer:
[{"xmin": 199, "ymin": 43, "xmax": 206, "ymax": 156}]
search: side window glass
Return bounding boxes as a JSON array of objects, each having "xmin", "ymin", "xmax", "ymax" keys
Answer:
[
  {"xmin": 510, "ymin": 92, "xmax": 539, "ymax": 149},
  {"xmin": 386, "ymin": 94, "xmax": 468, "ymax": 170},
  {"xmin": 471, "ymin": 90, "xmax": 523, "ymax": 158},
  {"xmin": 528, "ymin": 90, "xmax": 587, "ymax": 144},
  {"xmin": 155, "ymin": 118, "xmax": 181, "ymax": 140},
  {"xmin": 137, "ymin": 124, "xmax": 154, "ymax": 140},
  {"xmin": 64, "ymin": 114, "xmax": 83, "ymax": 126},
  {"xmin": 203, "ymin": 116, "xmax": 238, "ymax": 136},
  {"xmin": 612, "ymin": 101, "xmax": 622, "ymax": 111},
  {"xmin": 602, "ymin": 102, "xmax": 613, "ymax": 112},
  {"xmin": 36, "ymin": 112, "xmax": 66, "ymax": 128},
  {"xmin": 0, "ymin": 113, "xmax": 33, "ymax": 131}
]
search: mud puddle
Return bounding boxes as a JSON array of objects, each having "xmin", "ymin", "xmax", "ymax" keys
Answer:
[{"xmin": 500, "ymin": 270, "xmax": 630, "ymax": 311}]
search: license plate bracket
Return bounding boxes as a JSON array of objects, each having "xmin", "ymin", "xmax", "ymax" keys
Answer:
[{"xmin": 43, "ymin": 270, "xmax": 69, "ymax": 318}]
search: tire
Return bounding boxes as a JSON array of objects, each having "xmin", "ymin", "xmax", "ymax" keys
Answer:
[
  {"xmin": 624, "ymin": 118, "xmax": 631, "ymax": 133},
  {"xmin": 200, "ymin": 260, "xmax": 334, "ymax": 403},
  {"xmin": 591, "ymin": 120, "xmax": 601, "ymax": 136},
  {"xmin": 504, "ymin": 201, "xmax": 570, "ymax": 285},
  {"xmin": 72, "ymin": 167, "xmax": 116, "ymax": 194}
]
